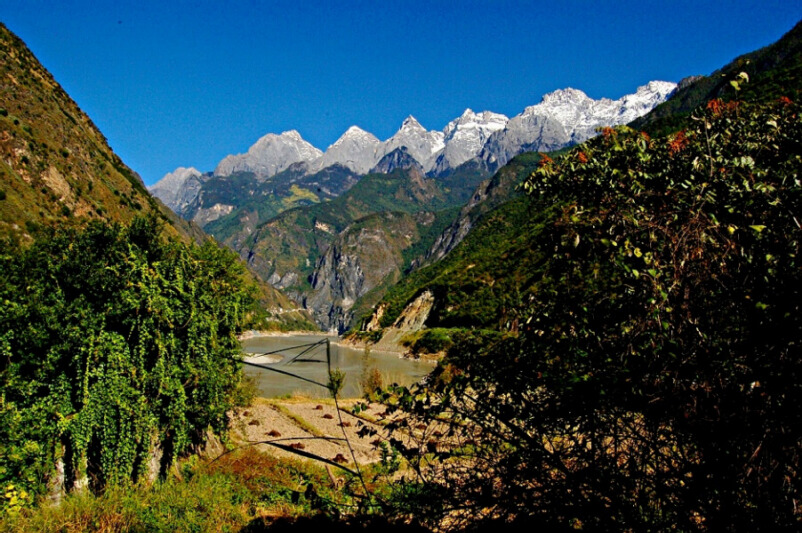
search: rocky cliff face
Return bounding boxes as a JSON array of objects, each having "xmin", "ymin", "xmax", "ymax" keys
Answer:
[
  {"xmin": 147, "ymin": 167, "xmax": 205, "ymax": 213},
  {"xmin": 369, "ymin": 290, "xmax": 436, "ymax": 353},
  {"xmin": 304, "ymin": 212, "xmax": 438, "ymax": 333},
  {"xmin": 432, "ymin": 109, "xmax": 509, "ymax": 175},
  {"xmin": 230, "ymin": 167, "xmax": 452, "ymax": 333},
  {"xmin": 309, "ymin": 126, "xmax": 380, "ymax": 175},
  {"xmin": 375, "ymin": 116, "xmax": 445, "ymax": 173},
  {"xmin": 369, "ymin": 147, "xmax": 424, "ymax": 175}
]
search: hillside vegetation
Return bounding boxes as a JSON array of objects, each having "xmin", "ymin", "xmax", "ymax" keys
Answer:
[
  {"xmin": 354, "ymin": 152, "xmax": 549, "ymax": 333},
  {"xmin": 0, "ymin": 217, "xmax": 253, "ymax": 506},
  {"xmin": 0, "ymin": 23, "xmax": 314, "ymax": 331}
]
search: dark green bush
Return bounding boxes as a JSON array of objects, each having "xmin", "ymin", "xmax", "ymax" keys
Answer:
[{"xmin": 380, "ymin": 99, "xmax": 802, "ymax": 531}]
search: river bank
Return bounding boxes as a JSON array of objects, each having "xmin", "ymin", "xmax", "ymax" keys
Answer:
[{"xmin": 240, "ymin": 333, "xmax": 434, "ymax": 398}]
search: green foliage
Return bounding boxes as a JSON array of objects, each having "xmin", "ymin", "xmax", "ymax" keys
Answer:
[
  {"xmin": 0, "ymin": 216, "xmax": 253, "ymax": 508},
  {"xmin": 327, "ymin": 369, "xmax": 346, "ymax": 399},
  {"xmin": 400, "ymin": 328, "xmax": 454, "ymax": 356},
  {"xmin": 0, "ymin": 448, "xmax": 350, "ymax": 532},
  {"xmin": 379, "ymin": 99, "xmax": 802, "ymax": 530}
]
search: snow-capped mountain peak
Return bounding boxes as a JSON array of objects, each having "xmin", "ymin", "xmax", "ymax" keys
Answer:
[
  {"xmin": 434, "ymin": 109, "xmax": 510, "ymax": 172},
  {"xmin": 539, "ymin": 87, "xmax": 593, "ymax": 106},
  {"xmin": 377, "ymin": 116, "xmax": 445, "ymax": 173},
  {"xmin": 214, "ymin": 129, "xmax": 322, "ymax": 177},
  {"xmin": 155, "ymin": 79, "xmax": 676, "ymax": 199},
  {"xmin": 400, "ymin": 115, "xmax": 425, "ymax": 131},
  {"xmin": 479, "ymin": 80, "xmax": 677, "ymax": 171},
  {"xmin": 310, "ymin": 125, "xmax": 381, "ymax": 174},
  {"xmin": 330, "ymin": 126, "xmax": 379, "ymax": 148},
  {"xmin": 148, "ymin": 166, "xmax": 204, "ymax": 212}
]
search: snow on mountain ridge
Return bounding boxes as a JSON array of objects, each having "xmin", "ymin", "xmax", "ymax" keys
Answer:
[
  {"xmin": 434, "ymin": 109, "xmax": 509, "ymax": 173},
  {"xmin": 479, "ymin": 80, "xmax": 677, "ymax": 170},
  {"xmin": 154, "ymin": 80, "xmax": 676, "ymax": 203},
  {"xmin": 214, "ymin": 130, "xmax": 323, "ymax": 178},
  {"xmin": 310, "ymin": 126, "xmax": 381, "ymax": 174},
  {"xmin": 376, "ymin": 115, "xmax": 446, "ymax": 173}
]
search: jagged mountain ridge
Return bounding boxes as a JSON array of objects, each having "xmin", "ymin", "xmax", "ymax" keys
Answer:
[
  {"xmin": 214, "ymin": 130, "xmax": 323, "ymax": 178},
  {"xmin": 150, "ymin": 81, "xmax": 676, "ymax": 211},
  {"xmin": 147, "ymin": 81, "xmax": 675, "ymax": 332},
  {"xmin": 478, "ymin": 81, "xmax": 676, "ymax": 171}
]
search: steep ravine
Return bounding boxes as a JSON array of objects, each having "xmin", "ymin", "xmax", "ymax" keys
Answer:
[{"xmin": 302, "ymin": 210, "xmax": 456, "ymax": 333}]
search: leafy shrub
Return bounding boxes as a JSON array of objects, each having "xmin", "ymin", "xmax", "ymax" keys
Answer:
[
  {"xmin": 326, "ymin": 369, "xmax": 346, "ymax": 399},
  {"xmin": 360, "ymin": 366, "xmax": 384, "ymax": 399},
  {"xmin": 406, "ymin": 329, "xmax": 453, "ymax": 356},
  {"xmin": 379, "ymin": 99, "xmax": 802, "ymax": 531},
  {"xmin": 0, "ymin": 216, "xmax": 253, "ymax": 508}
]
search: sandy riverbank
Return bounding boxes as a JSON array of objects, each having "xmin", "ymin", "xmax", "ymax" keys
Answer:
[{"xmin": 238, "ymin": 329, "xmax": 333, "ymax": 341}]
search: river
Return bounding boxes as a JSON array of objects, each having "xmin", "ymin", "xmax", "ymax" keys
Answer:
[{"xmin": 240, "ymin": 334, "xmax": 434, "ymax": 398}]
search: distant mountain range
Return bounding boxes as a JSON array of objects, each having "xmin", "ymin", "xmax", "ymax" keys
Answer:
[
  {"xmin": 149, "ymin": 81, "xmax": 676, "ymax": 216},
  {"xmin": 145, "ymin": 80, "xmax": 677, "ymax": 333}
]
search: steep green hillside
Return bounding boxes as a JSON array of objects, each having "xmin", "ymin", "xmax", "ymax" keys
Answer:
[
  {"xmin": 195, "ymin": 164, "xmax": 360, "ymax": 238},
  {"xmin": 632, "ymin": 19, "xmax": 802, "ymax": 135},
  {"xmin": 238, "ymin": 167, "xmax": 452, "ymax": 289},
  {"xmin": 372, "ymin": 195, "xmax": 550, "ymax": 331},
  {"xmin": 350, "ymin": 151, "xmax": 548, "ymax": 332},
  {"xmin": 0, "ymin": 23, "xmax": 313, "ymax": 330},
  {"xmin": 0, "ymin": 23, "xmax": 191, "ymax": 240}
]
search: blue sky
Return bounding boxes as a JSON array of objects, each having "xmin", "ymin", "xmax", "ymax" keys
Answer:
[{"xmin": 2, "ymin": 1, "xmax": 801, "ymax": 185}]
